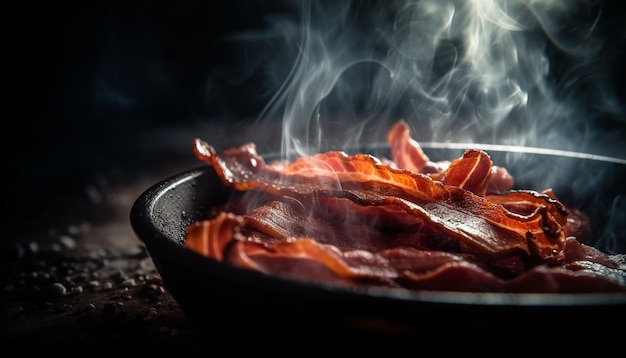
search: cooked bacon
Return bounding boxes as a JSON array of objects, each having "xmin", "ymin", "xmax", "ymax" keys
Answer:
[
  {"xmin": 388, "ymin": 119, "xmax": 514, "ymax": 193},
  {"xmin": 486, "ymin": 189, "xmax": 591, "ymax": 242},
  {"xmin": 184, "ymin": 119, "xmax": 625, "ymax": 293},
  {"xmin": 185, "ymin": 212, "xmax": 243, "ymax": 261},
  {"xmin": 185, "ymin": 212, "xmax": 625, "ymax": 292},
  {"xmin": 242, "ymin": 199, "xmax": 434, "ymax": 252},
  {"xmin": 386, "ymin": 119, "xmax": 431, "ymax": 173},
  {"xmin": 487, "ymin": 166, "xmax": 515, "ymax": 194},
  {"xmin": 193, "ymin": 138, "xmax": 568, "ymax": 264},
  {"xmin": 439, "ymin": 149, "xmax": 493, "ymax": 196},
  {"xmin": 506, "ymin": 264, "xmax": 625, "ymax": 293},
  {"xmin": 542, "ymin": 189, "xmax": 592, "ymax": 243}
]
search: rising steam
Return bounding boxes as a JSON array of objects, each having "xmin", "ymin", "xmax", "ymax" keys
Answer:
[{"xmin": 242, "ymin": 0, "xmax": 624, "ymax": 162}]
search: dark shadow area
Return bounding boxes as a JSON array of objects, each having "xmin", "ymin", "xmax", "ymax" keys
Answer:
[{"xmin": 19, "ymin": 0, "xmax": 299, "ymax": 233}]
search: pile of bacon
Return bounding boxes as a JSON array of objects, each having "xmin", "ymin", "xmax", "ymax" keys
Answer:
[{"xmin": 184, "ymin": 120, "xmax": 626, "ymax": 293}]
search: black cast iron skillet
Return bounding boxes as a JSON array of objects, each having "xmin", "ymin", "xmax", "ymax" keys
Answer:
[{"xmin": 130, "ymin": 144, "xmax": 626, "ymax": 343}]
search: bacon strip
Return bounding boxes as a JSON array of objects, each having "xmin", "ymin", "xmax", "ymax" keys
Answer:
[
  {"xmin": 242, "ymin": 197, "xmax": 480, "ymax": 261},
  {"xmin": 386, "ymin": 119, "xmax": 430, "ymax": 173},
  {"xmin": 388, "ymin": 120, "xmax": 514, "ymax": 193},
  {"xmin": 193, "ymin": 138, "xmax": 567, "ymax": 264},
  {"xmin": 184, "ymin": 213, "xmax": 626, "ymax": 293},
  {"xmin": 440, "ymin": 149, "xmax": 493, "ymax": 196}
]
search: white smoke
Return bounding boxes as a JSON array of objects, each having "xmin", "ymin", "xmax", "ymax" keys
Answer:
[{"xmin": 240, "ymin": 0, "xmax": 624, "ymax": 161}]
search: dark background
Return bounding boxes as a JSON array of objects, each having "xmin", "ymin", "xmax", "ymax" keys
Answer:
[{"xmin": 19, "ymin": 0, "xmax": 303, "ymax": 233}]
